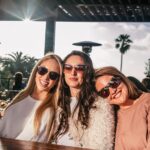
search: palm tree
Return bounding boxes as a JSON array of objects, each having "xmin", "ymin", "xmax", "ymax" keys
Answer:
[
  {"xmin": 2, "ymin": 52, "xmax": 27, "ymax": 74},
  {"xmin": 0, "ymin": 51, "xmax": 38, "ymax": 89},
  {"xmin": 23, "ymin": 56, "xmax": 38, "ymax": 77},
  {"xmin": 1, "ymin": 51, "xmax": 38, "ymax": 78},
  {"xmin": 115, "ymin": 34, "xmax": 133, "ymax": 72}
]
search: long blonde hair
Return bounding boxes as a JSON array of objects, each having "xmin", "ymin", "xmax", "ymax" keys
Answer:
[{"xmin": 6, "ymin": 53, "xmax": 63, "ymax": 141}]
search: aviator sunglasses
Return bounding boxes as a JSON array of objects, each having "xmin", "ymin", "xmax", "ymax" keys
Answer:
[
  {"xmin": 64, "ymin": 64, "xmax": 87, "ymax": 73},
  {"xmin": 37, "ymin": 66, "xmax": 59, "ymax": 80},
  {"xmin": 97, "ymin": 76, "xmax": 122, "ymax": 98}
]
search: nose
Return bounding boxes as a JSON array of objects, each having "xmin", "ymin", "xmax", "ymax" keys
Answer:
[
  {"xmin": 43, "ymin": 72, "xmax": 50, "ymax": 80},
  {"xmin": 71, "ymin": 68, "xmax": 77, "ymax": 76},
  {"xmin": 109, "ymin": 87, "xmax": 117, "ymax": 94}
]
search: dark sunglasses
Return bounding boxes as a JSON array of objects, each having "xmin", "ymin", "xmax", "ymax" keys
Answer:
[
  {"xmin": 97, "ymin": 76, "xmax": 122, "ymax": 98},
  {"xmin": 64, "ymin": 64, "xmax": 87, "ymax": 73},
  {"xmin": 37, "ymin": 66, "xmax": 59, "ymax": 80}
]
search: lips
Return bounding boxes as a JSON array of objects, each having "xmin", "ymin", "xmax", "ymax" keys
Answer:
[
  {"xmin": 114, "ymin": 92, "xmax": 121, "ymax": 99},
  {"xmin": 40, "ymin": 80, "xmax": 49, "ymax": 87},
  {"xmin": 69, "ymin": 77, "xmax": 78, "ymax": 81},
  {"xmin": 112, "ymin": 90, "xmax": 121, "ymax": 99}
]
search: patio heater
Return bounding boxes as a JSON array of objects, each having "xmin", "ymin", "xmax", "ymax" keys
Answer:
[{"xmin": 72, "ymin": 41, "xmax": 102, "ymax": 55}]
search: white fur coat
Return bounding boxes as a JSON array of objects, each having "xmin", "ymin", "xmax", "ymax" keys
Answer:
[{"xmin": 56, "ymin": 96, "xmax": 115, "ymax": 150}]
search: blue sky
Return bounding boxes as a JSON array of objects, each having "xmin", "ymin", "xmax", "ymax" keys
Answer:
[{"xmin": 0, "ymin": 21, "xmax": 149, "ymax": 81}]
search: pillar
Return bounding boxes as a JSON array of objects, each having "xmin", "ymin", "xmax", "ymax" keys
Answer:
[{"xmin": 44, "ymin": 20, "xmax": 56, "ymax": 54}]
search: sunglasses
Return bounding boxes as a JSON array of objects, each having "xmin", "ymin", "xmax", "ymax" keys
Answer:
[
  {"xmin": 64, "ymin": 64, "xmax": 87, "ymax": 73},
  {"xmin": 37, "ymin": 66, "xmax": 59, "ymax": 80},
  {"xmin": 97, "ymin": 76, "xmax": 121, "ymax": 98}
]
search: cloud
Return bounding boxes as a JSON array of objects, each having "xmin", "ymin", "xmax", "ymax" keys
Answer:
[
  {"xmin": 99, "ymin": 41, "xmax": 114, "ymax": 50},
  {"xmin": 132, "ymin": 33, "xmax": 150, "ymax": 51},
  {"xmin": 132, "ymin": 45, "xmax": 148, "ymax": 51},
  {"xmin": 116, "ymin": 23, "xmax": 137, "ymax": 31},
  {"xmin": 137, "ymin": 24, "xmax": 148, "ymax": 31}
]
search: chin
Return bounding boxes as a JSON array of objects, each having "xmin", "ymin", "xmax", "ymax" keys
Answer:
[
  {"xmin": 69, "ymin": 83, "xmax": 79, "ymax": 88},
  {"xmin": 109, "ymin": 100, "xmax": 119, "ymax": 105},
  {"xmin": 38, "ymin": 87, "xmax": 50, "ymax": 92}
]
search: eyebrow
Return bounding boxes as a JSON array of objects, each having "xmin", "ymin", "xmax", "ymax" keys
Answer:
[{"xmin": 64, "ymin": 64, "xmax": 86, "ymax": 65}]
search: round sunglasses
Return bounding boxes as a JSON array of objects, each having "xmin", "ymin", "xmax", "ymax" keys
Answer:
[
  {"xmin": 97, "ymin": 76, "xmax": 122, "ymax": 98},
  {"xmin": 37, "ymin": 66, "xmax": 59, "ymax": 80}
]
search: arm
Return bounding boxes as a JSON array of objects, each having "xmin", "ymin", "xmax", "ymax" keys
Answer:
[{"xmin": 0, "ymin": 106, "xmax": 18, "ymax": 138}]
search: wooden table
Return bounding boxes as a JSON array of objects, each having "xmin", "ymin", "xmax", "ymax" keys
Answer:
[{"xmin": 0, "ymin": 138, "xmax": 92, "ymax": 150}]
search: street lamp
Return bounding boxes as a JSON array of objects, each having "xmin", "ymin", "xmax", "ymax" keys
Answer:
[{"xmin": 72, "ymin": 41, "xmax": 102, "ymax": 55}]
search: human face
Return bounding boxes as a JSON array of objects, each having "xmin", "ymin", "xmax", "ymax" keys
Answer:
[
  {"xmin": 95, "ymin": 75, "xmax": 129, "ymax": 106},
  {"xmin": 35, "ymin": 59, "xmax": 60, "ymax": 93},
  {"xmin": 64, "ymin": 55, "xmax": 86, "ymax": 90},
  {"xmin": 96, "ymin": 76, "xmax": 122, "ymax": 98}
]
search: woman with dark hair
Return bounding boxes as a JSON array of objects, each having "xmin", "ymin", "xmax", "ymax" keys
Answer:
[
  {"xmin": 0, "ymin": 53, "xmax": 62, "ymax": 143},
  {"xmin": 142, "ymin": 77, "xmax": 150, "ymax": 91},
  {"xmin": 127, "ymin": 76, "xmax": 148, "ymax": 92},
  {"xmin": 52, "ymin": 51, "xmax": 114, "ymax": 150},
  {"xmin": 95, "ymin": 66, "xmax": 150, "ymax": 150}
]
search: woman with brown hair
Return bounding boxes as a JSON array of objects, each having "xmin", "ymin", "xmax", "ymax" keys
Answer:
[
  {"xmin": 95, "ymin": 66, "xmax": 150, "ymax": 150},
  {"xmin": 0, "ymin": 53, "xmax": 62, "ymax": 143},
  {"xmin": 52, "ymin": 51, "xmax": 114, "ymax": 150}
]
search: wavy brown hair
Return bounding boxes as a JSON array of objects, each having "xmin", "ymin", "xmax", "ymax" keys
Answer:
[
  {"xmin": 5, "ymin": 53, "xmax": 63, "ymax": 142},
  {"xmin": 52, "ymin": 50, "xmax": 96, "ymax": 141}
]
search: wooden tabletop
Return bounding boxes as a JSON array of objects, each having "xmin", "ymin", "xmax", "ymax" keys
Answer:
[{"xmin": 0, "ymin": 138, "xmax": 92, "ymax": 150}]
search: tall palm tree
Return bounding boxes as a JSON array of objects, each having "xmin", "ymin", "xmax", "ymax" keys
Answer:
[{"xmin": 115, "ymin": 34, "xmax": 133, "ymax": 72}]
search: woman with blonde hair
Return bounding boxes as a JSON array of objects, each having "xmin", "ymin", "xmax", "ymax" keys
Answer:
[
  {"xmin": 95, "ymin": 66, "xmax": 150, "ymax": 150},
  {"xmin": 0, "ymin": 53, "xmax": 62, "ymax": 143}
]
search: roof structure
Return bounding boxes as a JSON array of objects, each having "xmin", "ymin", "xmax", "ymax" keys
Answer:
[
  {"xmin": 1, "ymin": 0, "xmax": 150, "ymax": 54},
  {"xmin": 0, "ymin": 0, "xmax": 150, "ymax": 22}
]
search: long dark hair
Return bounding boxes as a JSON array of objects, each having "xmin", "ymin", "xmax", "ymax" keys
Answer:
[{"xmin": 53, "ymin": 50, "xmax": 96, "ymax": 141}]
